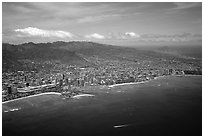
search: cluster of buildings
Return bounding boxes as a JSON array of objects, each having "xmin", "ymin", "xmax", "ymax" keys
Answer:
[
  {"xmin": 2, "ymin": 54, "xmax": 201, "ymax": 102},
  {"xmin": 2, "ymin": 63, "xmax": 187, "ymax": 102}
]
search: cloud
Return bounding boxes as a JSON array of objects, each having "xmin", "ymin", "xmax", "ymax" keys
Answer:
[
  {"xmin": 13, "ymin": 27, "xmax": 201, "ymax": 43},
  {"xmin": 14, "ymin": 27, "xmax": 74, "ymax": 38},
  {"xmin": 109, "ymin": 32, "xmax": 140, "ymax": 40},
  {"xmin": 124, "ymin": 32, "xmax": 140, "ymax": 38},
  {"xmin": 77, "ymin": 13, "xmax": 140, "ymax": 23},
  {"xmin": 78, "ymin": 14, "xmax": 122, "ymax": 23},
  {"xmin": 140, "ymin": 33, "xmax": 202, "ymax": 42},
  {"xmin": 106, "ymin": 32, "xmax": 201, "ymax": 42},
  {"xmin": 173, "ymin": 2, "xmax": 201, "ymax": 10},
  {"xmin": 165, "ymin": 2, "xmax": 201, "ymax": 14},
  {"xmin": 78, "ymin": 15, "xmax": 108, "ymax": 23},
  {"xmin": 85, "ymin": 33, "xmax": 105, "ymax": 39}
]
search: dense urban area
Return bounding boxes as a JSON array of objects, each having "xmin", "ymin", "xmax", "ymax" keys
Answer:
[
  {"xmin": 2, "ymin": 42, "xmax": 202, "ymax": 102},
  {"xmin": 2, "ymin": 59, "xmax": 201, "ymax": 102}
]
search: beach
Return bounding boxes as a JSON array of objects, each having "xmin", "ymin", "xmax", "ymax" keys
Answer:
[
  {"xmin": 2, "ymin": 92, "xmax": 61, "ymax": 104},
  {"xmin": 108, "ymin": 75, "xmax": 165, "ymax": 88},
  {"xmin": 2, "ymin": 75, "xmax": 162, "ymax": 103},
  {"xmin": 72, "ymin": 94, "xmax": 95, "ymax": 98}
]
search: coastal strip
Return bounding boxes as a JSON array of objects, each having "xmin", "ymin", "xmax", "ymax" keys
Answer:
[
  {"xmin": 2, "ymin": 92, "xmax": 61, "ymax": 104},
  {"xmin": 108, "ymin": 76, "xmax": 166, "ymax": 88},
  {"xmin": 108, "ymin": 75, "xmax": 200, "ymax": 88},
  {"xmin": 72, "ymin": 94, "xmax": 95, "ymax": 99},
  {"xmin": 172, "ymin": 75, "xmax": 202, "ymax": 77},
  {"xmin": 108, "ymin": 81, "xmax": 147, "ymax": 88}
]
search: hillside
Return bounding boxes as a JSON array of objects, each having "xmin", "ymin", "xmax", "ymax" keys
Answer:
[
  {"xmin": 2, "ymin": 41, "xmax": 202, "ymax": 72},
  {"xmin": 2, "ymin": 42, "xmax": 93, "ymax": 71}
]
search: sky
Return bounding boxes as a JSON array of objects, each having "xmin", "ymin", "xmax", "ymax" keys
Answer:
[{"xmin": 2, "ymin": 2, "xmax": 202, "ymax": 46}]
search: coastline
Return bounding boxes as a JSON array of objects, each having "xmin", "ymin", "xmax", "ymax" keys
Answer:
[
  {"xmin": 72, "ymin": 94, "xmax": 95, "ymax": 98},
  {"xmin": 2, "ymin": 92, "xmax": 61, "ymax": 104},
  {"xmin": 108, "ymin": 75, "xmax": 165, "ymax": 88},
  {"xmin": 108, "ymin": 81, "xmax": 148, "ymax": 88},
  {"xmin": 108, "ymin": 75, "xmax": 201, "ymax": 88},
  {"xmin": 2, "ymin": 75, "xmax": 201, "ymax": 104},
  {"xmin": 172, "ymin": 74, "xmax": 202, "ymax": 77}
]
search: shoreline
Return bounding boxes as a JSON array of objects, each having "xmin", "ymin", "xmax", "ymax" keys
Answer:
[
  {"xmin": 108, "ymin": 81, "xmax": 148, "ymax": 88},
  {"xmin": 72, "ymin": 94, "xmax": 95, "ymax": 98},
  {"xmin": 108, "ymin": 75, "xmax": 201, "ymax": 88},
  {"xmin": 2, "ymin": 92, "xmax": 61, "ymax": 104},
  {"xmin": 2, "ymin": 75, "xmax": 201, "ymax": 104},
  {"xmin": 108, "ymin": 75, "xmax": 165, "ymax": 88},
  {"xmin": 172, "ymin": 74, "xmax": 202, "ymax": 77}
]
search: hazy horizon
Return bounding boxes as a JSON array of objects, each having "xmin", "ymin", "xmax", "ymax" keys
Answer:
[{"xmin": 2, "ymin": 2, "xmax": 202, "ymax": 46}]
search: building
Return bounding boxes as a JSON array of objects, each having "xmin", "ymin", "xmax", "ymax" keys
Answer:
[{"xmin": 7, "ymin": 86, "xmax": 12, "ymax": 94}]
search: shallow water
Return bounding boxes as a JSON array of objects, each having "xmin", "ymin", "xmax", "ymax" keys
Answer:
[{"xmin": 2, "ymin": 76, "xmax": 202, "ymax": 136}]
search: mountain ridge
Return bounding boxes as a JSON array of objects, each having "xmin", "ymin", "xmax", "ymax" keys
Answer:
[{"xmin": 2, "ymin": 41, "xmax": 202, "ymax": 72}]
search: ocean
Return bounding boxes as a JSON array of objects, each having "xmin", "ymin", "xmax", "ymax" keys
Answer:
[{"xmin": 2, "ymin": 76, "xmax": 202, "ymax": 136}]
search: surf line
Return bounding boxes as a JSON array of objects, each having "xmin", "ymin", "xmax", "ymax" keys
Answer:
[
  {"xmin": 72, "ymin": 94, "xmax": 95, "ymax": 99},
  {"xmin": 114, "ymin": 124, "xmax": 130, "ymax": 128},
  {"xmin": 109, "ymin": 76, "xmax": 166, "ymax": 88},
  {"xmin": 4, "ymin": 108, "xmax": 21, "ymax": 113}
]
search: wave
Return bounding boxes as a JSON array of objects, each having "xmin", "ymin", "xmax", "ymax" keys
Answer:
[
  {"xmin": 4, "ymin": 108, "xmax": 21, "ymax": 113},
  {"xmin": 72, "ymin": 94, "xmax": 95, "ymax": 99},
  {"xmin": 114, "ymin": 124, "xmax": 130, "ymax": 128}
]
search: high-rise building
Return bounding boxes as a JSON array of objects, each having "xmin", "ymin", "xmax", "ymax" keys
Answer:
[
  {"xmin": 24, "ymin": 76, "xmax": 27, "ymax": 82},
  {"xmin": 26, "ymin": 82, "xmax": 29, "ymax": 87},
  {"xmin": 169, "ymin": 69, "xmax": 173, "ymax": 74},
  {"xmin": 93, "ymin": 77, "xmax": 98, "ymax": 85},
  {"xmin": 84, "ymin": 82, "xmax": 89, "ymax": 88},
  {"xmin": 65, "ymin": 78, "xmax": 68, "ymax": 85},
  {"xmin": 68, "ymin": 78, "xmax": 71, "ymax": 91},
  {"xmin": 80, "ymin": 79, "xmax": 85, "ymax": 87},
  {"xmin": 59, "ymin": 79, "xmax": 63, "ymax": 87},
  {"xmin": 7, "ymin": 86, "xmax": 12, "ymax": 94},
  {"xmin": 12, "ymin": 87, "xmax": 18, "ymax": 94},
  {"xmin": 77, "ymin": 79, "xmax": 80, "ymax": 86}
]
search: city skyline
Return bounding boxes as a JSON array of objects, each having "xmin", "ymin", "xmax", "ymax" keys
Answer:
[{"xmin": 2, "ymin": 2, "xmax": 202, "ymax": 46}]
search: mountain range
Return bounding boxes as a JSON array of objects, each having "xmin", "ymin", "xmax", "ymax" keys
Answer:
[{"xmin": 2, "ymin": 41, "xmax": 202, "ymax": 72}]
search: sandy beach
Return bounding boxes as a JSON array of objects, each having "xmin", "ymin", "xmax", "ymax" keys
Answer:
[
  {"xmin": 2, "ymin": 92, "xmax": 61, "ymax": 104},
  {"xmin": 108, "ymin": 81, "xmax": 147, "ymax": 88},
  {"xmin": 72, "ymin": 94, "xmax": 95, "ymax": 98},
  {"xmin": 108, "ymin": 76, "xmax": 165, "ymax": 88}
]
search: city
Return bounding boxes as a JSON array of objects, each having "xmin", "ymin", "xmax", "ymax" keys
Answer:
[{"xmin": 2, "ymin": 55, "xmax": 201, "ymax": 102}]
